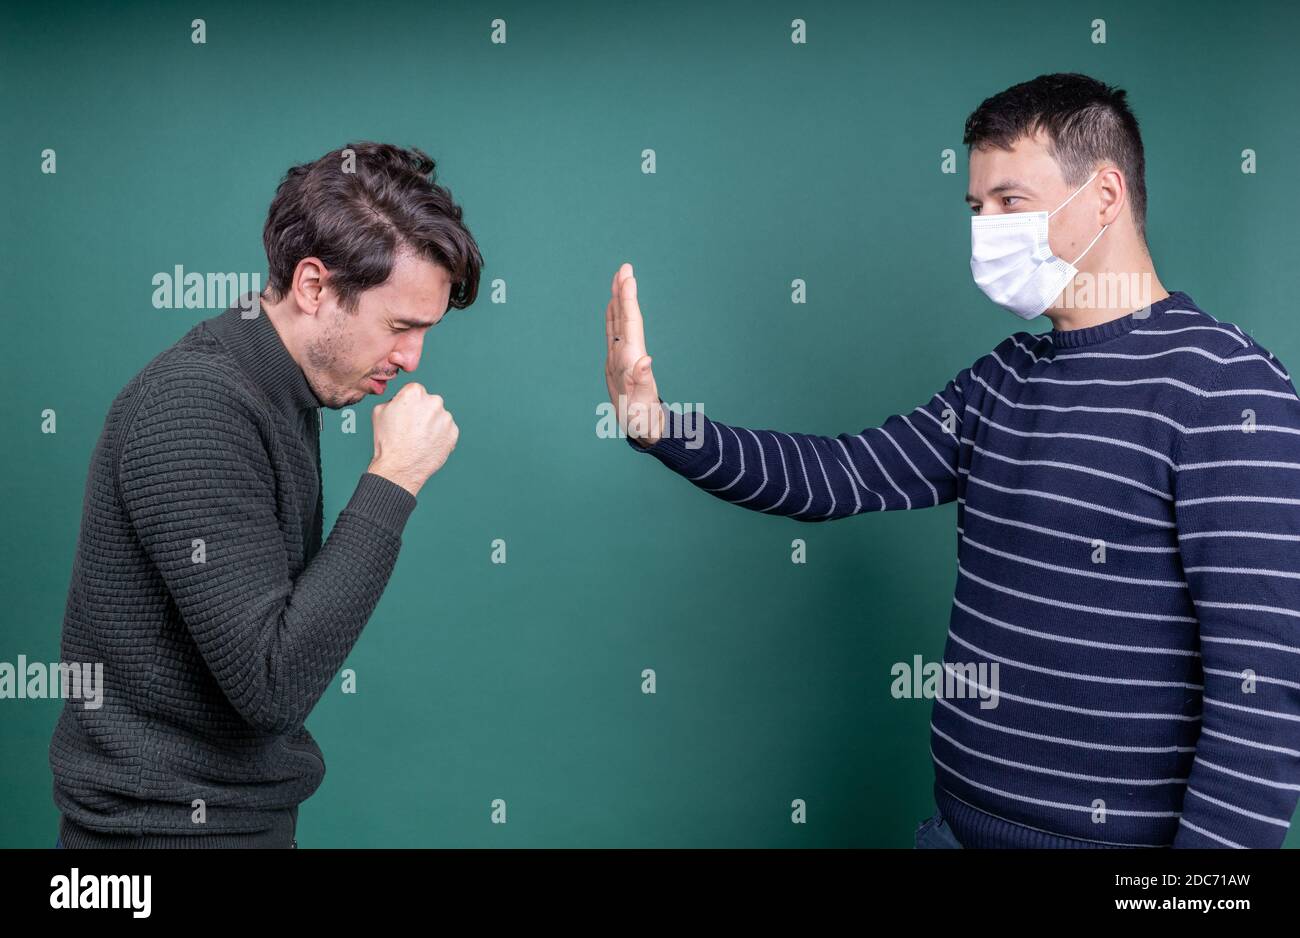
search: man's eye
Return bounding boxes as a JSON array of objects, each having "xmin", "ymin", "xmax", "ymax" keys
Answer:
[{"xmin": 1002, "ymin": 196, "xmax": 1022, "ymax": 207}]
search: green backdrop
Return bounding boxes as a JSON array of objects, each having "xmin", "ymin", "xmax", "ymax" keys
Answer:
[{"xmin": 3, "ymin": 0, "xmax": 1298, "ymax": 847}]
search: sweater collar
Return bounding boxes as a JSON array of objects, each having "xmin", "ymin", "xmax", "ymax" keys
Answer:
[
  {"xmin": 205, "ymin": 293, "xmax": 322, "ymax": 415},
  {"xmin": 1043, "ymin": 290, "xmax": 1196, "ymax": 349}
]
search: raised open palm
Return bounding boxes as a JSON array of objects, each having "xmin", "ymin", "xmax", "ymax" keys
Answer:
[{"xmin": 604, "ymin": 263, "xmax": 663, "ymax": 445}]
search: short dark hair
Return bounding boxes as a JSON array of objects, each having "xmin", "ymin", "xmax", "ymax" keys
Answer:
[
  {"xmin": 963, "ymin": 73, "xmax": 1147, "ymax": 242},
  {"xmin": 262, "ymin": 141, "xmax": 483, "ymax": 313}
]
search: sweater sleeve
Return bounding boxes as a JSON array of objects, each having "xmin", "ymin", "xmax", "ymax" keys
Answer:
[
  {"xmin": 625, "ymin": 359, "xmax": 981, "ymax": 521},
  {"xmin": 1171, "ymin": 344, "xmax": 1300, "ymax": 848},
  {"xmin": 117, "ymin": 372, "xmax": 417, "ymax": 736}
]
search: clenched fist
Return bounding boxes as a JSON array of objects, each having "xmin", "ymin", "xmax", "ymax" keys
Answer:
[
  {"xmin": 604, "ymin": 262, "xmax": 664, "ymax": 446},
  {"xmin": 367, "ymin": 382, "xmax": 459, "ymax": 497}
]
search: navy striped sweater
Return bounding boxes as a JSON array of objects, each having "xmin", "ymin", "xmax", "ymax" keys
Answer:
[{"xmin": 629, "ymin": 290, "xmax": 1300, "ymax": 848}]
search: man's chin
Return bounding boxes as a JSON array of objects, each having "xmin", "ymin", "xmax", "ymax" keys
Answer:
[{"xmin": 318, "ymin": 391, "xmax": 366, "ymax": 409}]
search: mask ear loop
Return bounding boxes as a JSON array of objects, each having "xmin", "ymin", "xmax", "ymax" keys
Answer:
[
  {"xmin": 1048, "ymin": 169, "xmax": 1102, "ymax": 219},
  {"xmin": 1047, "ymin": 169, "xmax": 1108, "ymax": 266},
  {"xmin": 1069, "ymin": 223, "xmax": 1110, "ymax": 267}
]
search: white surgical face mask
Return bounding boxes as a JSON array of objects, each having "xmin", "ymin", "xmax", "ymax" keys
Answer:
[{"xmin": 969, "ymin": 170, "xmax": 1109, "ymax": 321}]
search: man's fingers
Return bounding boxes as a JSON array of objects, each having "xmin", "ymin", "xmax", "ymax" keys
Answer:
[
  {"xmin": 618, "ymin": 272, "xmax": 643, "ymax": 329},
  {"xmin": 610, "ymin": 263, "xmax": 645, "ymax": 353}
]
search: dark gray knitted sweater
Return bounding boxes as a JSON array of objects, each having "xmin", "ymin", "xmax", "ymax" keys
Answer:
[{"xmin": 51, "ymin": 300, "xmax": 417, "ymax": 848}]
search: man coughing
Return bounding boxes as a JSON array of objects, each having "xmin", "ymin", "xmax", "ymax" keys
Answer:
[{"xmin": 51, "ymin": 142, "xmax": 481, "ymax": 848}]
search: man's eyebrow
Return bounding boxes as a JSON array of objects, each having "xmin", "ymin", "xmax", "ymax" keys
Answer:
[
  {"xmin": 965, "ymin": 179, "xmax": 1034, "ymax": 203},
  {"xmin": 384, "ymin": 307, "xmax": 441, "ymax": 327}
]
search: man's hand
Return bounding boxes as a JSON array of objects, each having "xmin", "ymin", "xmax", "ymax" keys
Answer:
[
  {"xmin": 604, "ymin": 263, "xmax": 664, "ymax": 447},
  {"xmin": 367, "ymin": 382, "xmax": 459, "ymax": 497}
]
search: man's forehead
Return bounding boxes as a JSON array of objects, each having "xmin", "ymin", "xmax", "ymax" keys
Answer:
[
  {"xmin": 379, "ymin": 300, "xmax": 445, "ymax": 327},
  {"xmin": 370, "ymin": 258, "xmax": 452, "ymax": 325},
  {"xmin": 967, "ymin": 136, "xmax": 1060, "ymax": 199}
]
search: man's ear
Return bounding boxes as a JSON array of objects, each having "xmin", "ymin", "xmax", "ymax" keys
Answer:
[
  {"xmin": 1097, "ymin": 166, "xmax": 1127, "ymax": 227},
  {"xmin": 291, "ymin": 258, "xmax": 328, "ymax": 316}
]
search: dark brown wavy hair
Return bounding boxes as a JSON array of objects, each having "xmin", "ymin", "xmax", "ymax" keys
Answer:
[{"xmin": 262, "ymin": 141, "xmax": 483, "ymax": 313}]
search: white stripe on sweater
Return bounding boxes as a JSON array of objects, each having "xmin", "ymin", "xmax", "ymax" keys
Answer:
[
  {"xmin": 951, "ymin": 597, "xmax": 1199, "ymax": 655},
  {"xmin": 934, "ymin": 695, "xmax": 1196, "ymax": 754}
]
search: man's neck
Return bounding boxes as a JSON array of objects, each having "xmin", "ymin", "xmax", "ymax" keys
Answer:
[
  {"xmin": 1043, "ymin": 243, "xmax": 1167, "ymax": 331},
  {"xmin": 257, "ymin": 290, "xmax": 306, "ymax": 366}
]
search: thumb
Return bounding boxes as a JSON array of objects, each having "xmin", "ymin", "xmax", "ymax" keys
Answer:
[{"xmin": 633, "ymin": 355, "xmax": 654, "ymax": 386}]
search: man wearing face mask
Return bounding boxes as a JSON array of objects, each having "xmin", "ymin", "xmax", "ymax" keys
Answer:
[{"xmin": 606, "ymin": 73, "xmax": 1300, "ymax": 848}]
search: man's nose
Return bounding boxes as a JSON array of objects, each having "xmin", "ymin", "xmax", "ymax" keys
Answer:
[{"xmin": 391, "ymin": 332, "xmax": 423, "ymax": 374}]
